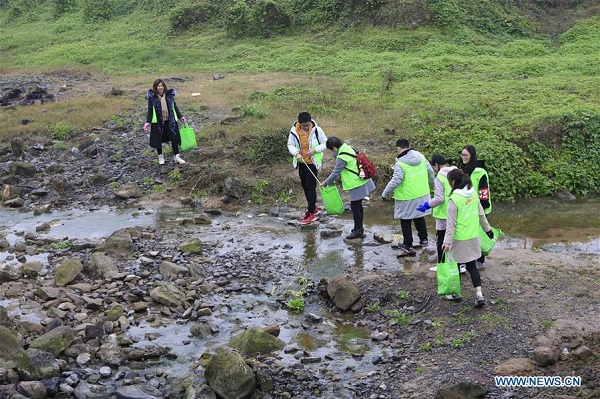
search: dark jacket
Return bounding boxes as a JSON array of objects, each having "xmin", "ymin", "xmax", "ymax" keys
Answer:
[{"xmin": 146, "ymin": 88, "xmax": 182, "ymax": 149}]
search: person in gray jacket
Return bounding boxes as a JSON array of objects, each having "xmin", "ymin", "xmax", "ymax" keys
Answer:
[{"xmin": 381, "ymin": 139, "xmax": 434, "ymax": 255}]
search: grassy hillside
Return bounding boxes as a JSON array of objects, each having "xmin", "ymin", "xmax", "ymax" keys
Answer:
[{"xmin": 1, "ymin": 0, "xmax": 599, "ymax": 201}]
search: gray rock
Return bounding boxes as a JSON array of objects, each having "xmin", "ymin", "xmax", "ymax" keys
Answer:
[
  {"xmin": 533, "ymin": 346, "xmax": 560, "ymax": 366},
  {"xmin": 326, "ymin": 275, "xmax": 361, "ymax": 311},
  {"xmin": 88, "ymin": 252, "xmax": 119, "ymax": 278},
  {"xmin": 204, "ymin": 347, "xmax": 256, "ymax": 399},
  {"xmin": 54, "ymin": 257, "xmax": 83, "ymax": 286}
]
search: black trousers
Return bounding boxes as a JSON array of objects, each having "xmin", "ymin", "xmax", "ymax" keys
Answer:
[
  {"xmin": 157, "ymin": 121, "xmax": 180, "ymax": 155},
  {"xmin": 298, "ymin": 163, "xmax": 318, "ymax": 213},
  {"xmin": 350, "ymin": 200, "xmax": 364, "ymax": 231},
  {"xmin": 400, "ymin": 217, "xmax": 428, "ymax": 247},
  {"xmin": 436, "ymin": 229, "xmax": 446, "ymax": 263},
  {"xmin": 461, "ymin": 260, "xmax": 482, "ymax": 288}
]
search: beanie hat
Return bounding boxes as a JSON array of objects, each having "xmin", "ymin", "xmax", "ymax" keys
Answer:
[{"xmin": 298, "ymin": 112, "xmax": 312, "ymax": 123}]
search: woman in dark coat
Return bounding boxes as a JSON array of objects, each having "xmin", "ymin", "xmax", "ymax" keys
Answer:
[{"xmin": 143, "ymin": 79, "xmax": 186, "ymax": 165}]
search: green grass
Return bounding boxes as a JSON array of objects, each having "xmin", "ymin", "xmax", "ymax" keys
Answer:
[{"xmin": 1, "ymin": 2, "xmax": 599, "ymax": 200}]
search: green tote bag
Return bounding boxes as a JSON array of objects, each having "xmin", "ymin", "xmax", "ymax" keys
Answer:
[
  {"xmin": 479, "ymin": 226, "xmax": 504, "ymax": 256},
  {"xmin": 319, "ymin": 185, "xmax": 344, "ymax": 215},
  {"xmin": 179, "ymin": 122, "xmax": 197, "ymax": 151},
  {"xmin": 437, "ymin": 252, "xmax": 461, "ymax": 296}
]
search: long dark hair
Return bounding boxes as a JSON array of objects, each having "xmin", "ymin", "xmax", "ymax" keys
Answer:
[
  {"xmin": 152, "ymin": 79, "xmax": 167, "ymax": 95},
  {"xmin": 459, "ymin": 145, "xmax": 477, "ymax": 175},
  {"xmin": 447, "ymin": 168, "xmax": 472, "ymax": 194}
]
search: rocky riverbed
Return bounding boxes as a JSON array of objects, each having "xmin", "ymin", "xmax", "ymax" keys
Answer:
[{"xmin": 1, "ymin": 74, "xmax": 599, "ymax": 399}]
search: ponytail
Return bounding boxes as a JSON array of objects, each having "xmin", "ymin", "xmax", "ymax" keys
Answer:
[{"xmin": 447, "ymin": 168, "xmax": 472, "ymax": 194}]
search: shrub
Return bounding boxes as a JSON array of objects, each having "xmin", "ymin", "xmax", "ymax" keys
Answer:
[
  {"xmin": 169, "ymin": 1, "xmax": 220, "ymax": 32},
  {"xmin": 251, "ymin": 0, "xmax": 291, "ymax": 37},
  {"xmin": 225, "ymin": 0, "xmax": 251, "ymax": 38},
  {"xmin": 49, "ymin": 122, "xmax": 71, "ymax": 140},
  {"xmin": 82, "ymin": 0, "xmax": 113, "ymax": 23},
  {"xmin": 52, "ymin": 0, "xmax": 77, "ymax": 18},
  {"xmin": 240, "ymin": 128, "xmax": 290, "ymax": 165}
]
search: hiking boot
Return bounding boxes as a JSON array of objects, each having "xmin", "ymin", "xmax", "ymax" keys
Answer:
[
  {"xmin": 395, "ymin": 243, "xmax": 416, "ymax": 256},
  {"xmin": 174, "ymin": 154, "xmax": 186, "ymax": 164},
  {"xmin": 476, "ymin": 261, "xmax": 485, "ymax": 270},
  {"xmin": 158, "ymin": 154, "xmax": 165, "ymax": 165},
  {"xmin": 300, "ymin": 212, "xmax": 318, "ymax": 225},
  {"xmin": 345, "ymin": 229, "xmax": 365, "ymax": 240},
  {"xmin": 475, "ymin": 293, "xmax": 485, "ymax": 308},
  {"xmin": 444, "ymin": 294, "xmax": 462, "ymax": 302},
  {"xmin": 459, "ymin": 264, "xmax": 467, "ymax": 274}
]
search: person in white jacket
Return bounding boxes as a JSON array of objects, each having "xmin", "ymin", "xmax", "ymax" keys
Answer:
[{"xmin": 287, "ymin": 112, "xmax": 327, "ymax": 225}]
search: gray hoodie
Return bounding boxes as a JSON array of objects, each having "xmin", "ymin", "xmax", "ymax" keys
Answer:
[{"xmin": 381, "ymin": 149, "xmax": 435, "ymax": 220}]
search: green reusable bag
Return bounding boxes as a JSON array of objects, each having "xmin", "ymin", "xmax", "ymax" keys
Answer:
[
  {"xmin": 479, "ymin": 226, "xmax": 504, "ymax": 256},
  {"xmin": 319, "ymin": 185, "xmax": 344, "ymax": 215},
  {"xmin": 437, "ymin": 252, "xmax": 461, "ymax": 296},
  {"xmin": 180, "ymin": 122, "xmax": 197, "ymax": 151}
]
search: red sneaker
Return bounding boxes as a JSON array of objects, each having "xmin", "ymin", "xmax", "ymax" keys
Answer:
[
  {"xmin": 300, "ymin": 212, "xmax": 318, "ymax": 225},
  {"xmin": 300, "ymin": 209, "xmax": 320, "ymax": 220}
]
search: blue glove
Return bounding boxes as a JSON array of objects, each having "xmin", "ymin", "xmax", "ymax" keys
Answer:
[{"xmin": 416, "ymin": 202, "xmax": 430, "ymax": 212}]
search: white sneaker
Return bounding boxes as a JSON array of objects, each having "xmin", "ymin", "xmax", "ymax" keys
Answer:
[
  {"xmin": 174, "ymin": 154, "xmax": 186, "ymax": 164},
  {"xmin": 459, "ymin": 264, "xmax": 467, "ymax": 274},
  {"xmin": 158, "ymin": 154, "xmax": 165, "ymax": 165},
  {"xmin": 475, "ymin": 293, "xmax": 485, "ymax": 308},
  {"xmin": 429, "ymin": 266, "xmax": 437, "ymax": 272}
]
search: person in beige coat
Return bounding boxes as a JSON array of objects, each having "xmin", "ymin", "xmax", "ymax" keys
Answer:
[{"xmin": 441, "ymin": 169, "xmax": 494, "ymax": 307}]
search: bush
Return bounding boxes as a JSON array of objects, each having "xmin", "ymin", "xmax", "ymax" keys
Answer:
[
  {"xmin": 225, "ymin": 0, "xmax": 252, "ymax": 38},
  {"xmin": 240, "ymin": 128, "xmax": 290, "ymax": 165},
  {"xmin": 52, "ymin": 0, "xmax": 77, "ymax": 18},
  {"xmin": 169, "ymin": 1, "xmax": 221, "ymax": 32},
  {"xmin": 82, "ymin": 0, "xmax": 113, "ymax": 22},
  {"xmin": 49, "ymin": 121, "xmax": 71, "ymax": 140},
  {"xmin": 251, "ymin": 0, "xmax": 291, "ymax": 37}
]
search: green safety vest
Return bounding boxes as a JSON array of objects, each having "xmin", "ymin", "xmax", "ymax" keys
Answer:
[
  {"xmin": 470, "ymin": 167, "xmax": 492, "ymax": 215},
  {"xmin": 291, "ymin": 128, "xmax": 324, "ymax": 169},
  {"xmin": 337, "ymin": 143, "xmax": 368, "ymax": 191},
  {"xmin": 432, "ymin": 173, "xmax": 452, "ymax": 220},
  {"xmin": 393, "ymin": 158, "xmax": 430, "ymax": 201},
  {"xmin": 450, "ymin": 190, "xmax": 480, "ymax": 241},
  {"xmin": 151, "ymin": 103, "xmax": 177, "ymax": 124}
]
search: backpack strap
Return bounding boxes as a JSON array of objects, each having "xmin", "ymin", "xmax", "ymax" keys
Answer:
[{"xmin": 338, "ymin": 148, "xmax": 360, "ymax": 176}]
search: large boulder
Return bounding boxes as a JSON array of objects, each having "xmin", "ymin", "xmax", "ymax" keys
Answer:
[
  {"xmin": 88, "ymin": 252, "xmax": 119, "ymax": 279},
  {"xmin": 29, "ymin": 326, "xmax": 75, "ymax": 355},
  {"xmin": 0, "ymin": 326, "xmax": 25, "ymax": 369},
  {"xmin": 228, "ymin": 327, "xmax": 285, "ymax": 357},
  {"xmin": 99, "ymin": 229, "xmax": 134, "ymax": 260},
  {"xmin": 54, "ymin": 257, "xmax": 83, "ymax": 287},
  {"xmin": 204, "ymin": 347, "xmax": 256, "ymax": 399},
  {"xmin": 150, "ymin": 284, "xmax": 185, "ymax": 308},
  {"xmin": 326, "ymin": 275, "xmax": 361, "ymax": 311}
]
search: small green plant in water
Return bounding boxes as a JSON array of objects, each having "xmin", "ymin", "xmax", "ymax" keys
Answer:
[
  {"xmin": 51, "ymin": 240, "xmax": 71, "ymax": 250},
  {"xmin": 286, "ymin": 298, "xmax": 304, "ymax": 313}
]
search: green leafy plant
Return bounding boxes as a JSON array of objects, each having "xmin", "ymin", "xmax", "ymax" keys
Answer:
[
  {"xmin": 286, "ymin": 297, "xmax": 305, "ymax": 313},
  {"xmin": 49, "ymin": 122, "xmax": 71, "ymax": 141},
  {"xmin": 250, "ymin": 179, "xmax": 269, "ymax": 204},
  {"xmin": 451, "ymin": 331, "xmax": 476, "ymax": 348},
  {"xmin": 365, "ymin": 302, "xmax": 381, "ymax": 313},
  {"xmin": 419, "ymin": 342, "xmax": 432, "ymax": 351},
  {"xmin": 540, "ymin": 320, "xmax": 553, "ymax": 329},
  {"xmin": 384, "ymin": 310, "xmax": 412, "ymax": 325},
  {"xmin": 396, "ymin": 290, "xmax": 410, "ymax": 300},
  {"xmin": 52, "ymin": 141, "xmax": 67, "ymax": 151},
  {"xmin": 416, "ymin": 366, "xmax": 426, "ymax": 374},
  {"xmin": 169, "ymin": 169, "xmax": 183, "ymax": 185},
  {"xmin": 51, "ymin": 240, "xmax": 71, "ymax": 250}
]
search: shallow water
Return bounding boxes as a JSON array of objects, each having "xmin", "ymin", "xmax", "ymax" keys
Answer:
[{"xmin": 0, "ymin": 197, "xmax": 598, "ymax": 381}]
